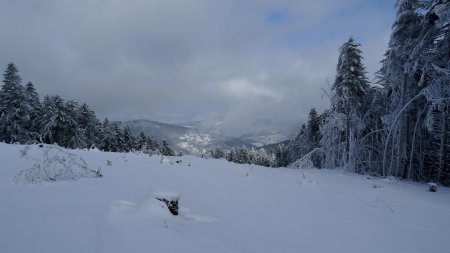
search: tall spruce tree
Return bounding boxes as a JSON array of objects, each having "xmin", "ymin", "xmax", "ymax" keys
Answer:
[
  {"xmin": 0, "ymin": 63, "xmax": 31, "ymax": 143},
  {"xmin": 332, "ymin": 37, "xmax": 370, "ymax": 115},
  {"xmin": 322, "ymin": 37, "xmax": 370, "ymax": 169},
  {"xmin": 25, "ymin": 82, "xmax": 40, "ymax": 141}
]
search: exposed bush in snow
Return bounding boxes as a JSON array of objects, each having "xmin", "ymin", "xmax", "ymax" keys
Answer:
[
  {"xmin": 15, "ymin": 145, "xmax": 102, "ymax": 184},
  {"xmin": 153, "ymin": 192, "xmax": 181, "ymax": 216}
]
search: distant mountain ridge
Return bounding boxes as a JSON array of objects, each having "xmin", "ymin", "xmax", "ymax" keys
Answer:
[{"xmin": 119, "ymin": 119, "xmax": 258, "ymax": 155}]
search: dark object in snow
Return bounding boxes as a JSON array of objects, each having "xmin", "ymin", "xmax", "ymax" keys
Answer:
[
  {"xmin": 428, "ymin": 183, "xmax": 437, "ymax": 192},
  {"xmin": 107, "ymin": 160, "xmax": 112, "ymax": 166},
  {"xmin": 96, "ymin": 169, "xmax": 103, "ymax": 177},
  {"xmin": 153, "ymin": 192, "xmax": 180, "ymax": 216},
  {"xmin": 156, "ymin": 197, "xmax": 179, "ymax": 216},
  {"xmin": 175, "ymin": 160, "xmax": 182, "ymax": 164}
]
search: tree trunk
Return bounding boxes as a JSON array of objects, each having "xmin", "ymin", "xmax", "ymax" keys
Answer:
[{"xmin": 437, "ymin": 109, "xmax": 448, "ymax": 181}]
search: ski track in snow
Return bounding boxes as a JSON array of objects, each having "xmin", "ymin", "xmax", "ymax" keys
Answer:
[{"xmin": 1, "ymin": 143, "xmax": 450, "ymax": 253}]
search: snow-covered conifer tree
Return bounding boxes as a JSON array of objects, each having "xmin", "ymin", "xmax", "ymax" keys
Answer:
[
  {"xmin": 0, "ymin": 63, "xmax": 31, "ymax": 143},
  {"xmin": 25, "ymin": 82, "xmax": 39, "ymax": 111},
  {"xmin": 77, "ymin": 103, "xmax": 100, "ymax": 149},
  {"xmin": 307, "ymin": 108, "xmax": 321, "ymax": 151},
  {"xmin": 275, "ymin": 144, "xmax": 289, "ymax": 167},
  {"xmin": 286, "ymin": 124, "xmax": 309, "ymax": 164},
  {"xmin": 378, "ymin": 0, "xmax": 450, "ymax": 184},
  {"xmin": 160, "ymin": 140, "xmax": 175, "ymax": 156},
  {"xmin": 122, "ymin": 127, "xmax": 135, "ymax": 152},
  {"xmin": 99, "ymin": 118, "xmax": 119, "ymax": 152},
  {"xmin": 321, "ymin": 37, "xmax": 370, "ymax": 169}
]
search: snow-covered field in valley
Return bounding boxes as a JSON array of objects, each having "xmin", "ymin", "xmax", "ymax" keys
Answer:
[{"xmin": 1, "ymin": 143, "xmax": 449, "ymax": 253}]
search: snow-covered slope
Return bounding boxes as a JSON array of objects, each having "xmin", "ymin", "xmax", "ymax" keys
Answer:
[
  {"xmin": 180, "ymin": 119, "xmax": 293, "ymax": 147},
  {"xmin": 1, "ymin": 143, "xmax": 449, "ymax": 253}
]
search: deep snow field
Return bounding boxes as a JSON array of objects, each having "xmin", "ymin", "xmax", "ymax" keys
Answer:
[{"xmin": 1, "ymin": 143, "xmax": 449, "ymax": 253}]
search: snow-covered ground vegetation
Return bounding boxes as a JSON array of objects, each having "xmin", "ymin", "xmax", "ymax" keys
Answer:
[
  {"xmin": 1, "ymin": 143, "xmax": 449, "ymax": 253},
  {"xmin": 14, "ymin": 144, "xmax": 102, "ymax": 183}
]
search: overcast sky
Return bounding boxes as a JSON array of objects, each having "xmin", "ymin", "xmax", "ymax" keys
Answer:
[{"xmin": 0, "ymin": 0, "xmax": 395, "ymax": 136}]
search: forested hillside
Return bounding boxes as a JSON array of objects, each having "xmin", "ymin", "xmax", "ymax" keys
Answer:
[{"xmin": 0, "ymin": 63, "xmax": 174, "ymax": 155}]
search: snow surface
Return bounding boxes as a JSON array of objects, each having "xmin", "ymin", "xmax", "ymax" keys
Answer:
[{"xmin": 1, "ymin": 143, "xmax": 450, "ymax": 253}]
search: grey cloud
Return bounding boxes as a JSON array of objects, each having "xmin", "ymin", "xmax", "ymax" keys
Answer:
[{"xmin": 0, "ymin": 0, "xmax": 394, "ymax": 137}]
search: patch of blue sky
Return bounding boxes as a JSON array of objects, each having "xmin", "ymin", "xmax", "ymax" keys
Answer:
[
  {"xmin": 269, "ymin": 1, "xmax": 395, "ymax": 50},
  {"xmin": 264, "ymin": 9, "xmax": 290, "ymax": 25}
]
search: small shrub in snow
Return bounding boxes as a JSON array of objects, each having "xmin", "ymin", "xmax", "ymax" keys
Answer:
[{"xmin": 15, "ymin": 145, "xmax": 102, "ymax": 184}]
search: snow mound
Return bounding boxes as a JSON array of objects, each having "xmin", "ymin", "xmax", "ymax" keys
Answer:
[
  {"xmin": 99, "ymin": 193, "xmax": 215, "ymax": 253},
  {"xmin": 178, "ymin": 207, "xmax": 217, "ymax": 223},
  {"xmin": 107, "ymin": 196, "xmax": 172, "ymax": 223},
  {"xmin": 160, "ymin": 156, "xmax": 184, "ymax": 165},
  {"xmin": 107, "ymin": 192, "xmax": 214, "ymax": 225},
  {"xmin": 14, "ymin": 145, "xmax": 102, "ymax": 184},
  {"xmin": 152, "ymin": 191, "xmax": 181, "ymax": 201}
]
